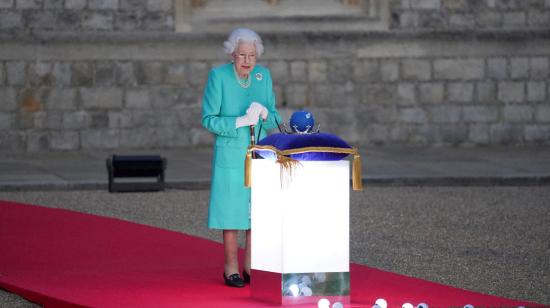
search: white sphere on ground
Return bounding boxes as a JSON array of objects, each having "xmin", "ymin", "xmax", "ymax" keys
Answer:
[
  {"xmin": 372, "ymin": 305, "xmax": 381, "ymax": 308},
  {"xmin": 332, "ymin": 302, "xmax": 344, "ymax": 308},
  {"xmin": 417, "ymin": 303, "xmax": 429, "ymax": 308},
  {"xmin": 464, "ymin": 305, "xmax": 474, "ymax": 308},
  {"xmin": 318, "ymin": 298, "xmax": 331, "ymax": 308},
  {"xmin": 402, "ymin": 303, "xmax": 414, "ymax": 308},
  {"xmin": 375, "ymin": 298, "xmax": 388, "ymax": 308}
]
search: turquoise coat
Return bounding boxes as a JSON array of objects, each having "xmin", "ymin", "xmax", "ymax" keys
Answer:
[{"xmin": 202, "ymin": 63, "xmax": 282, "ymax": 230}]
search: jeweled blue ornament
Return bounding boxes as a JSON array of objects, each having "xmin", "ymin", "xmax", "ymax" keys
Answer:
[{"xmin": 290, "ymin": 110, "xmax": 315, "ymax": 134}]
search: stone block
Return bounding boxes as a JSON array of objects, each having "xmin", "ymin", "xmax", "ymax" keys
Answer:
[
  {"xmin": 155, "ymin": 126, "xmax": 190, "ymax": 147},
  {"xmin": 64, "ymin": 0, "xmax": 86, "ymax": 9},
  {"xmin": 119, "ymin": 127, "xmax": 155, "ymax": 148},
  {"xmin": 45, "ymin": 88, "xmax": 77, "ymax": 110},
  {"xmin": 417, "ymin": 11, "xmax": 446, "ymax": 28},
  {"xmin": 528, "ymin": 10, "xmax": 550, "ymax": 27},
  {"xmin": 268, "ymin": 61, "xmax": 288, "ymax": 84},
  {"xmin": 0, "ymin": 64, "xmax": 4, "ymax": 85},
  {"xmin": 546, "ymin": 0, "xmax": 550, "ymax": 8},
  {"xmin": 380, "ymin": 60, "xmax": 399, "ymax": 82},
  {"xmin": 44, "ymin": 0, "xmax": 63, "ymax": 8},
  {"xmin": 50, "ymin": 131, "xmax": 80, "ymax": 150},
  {"xmin": 88, "ymin": 0, "xmax": 118, "ymax": 10},
  {"xmin": 81, "ymin": 129, "xmax": 120, "ymax": 149},
  {"xmin": 108, "ymin": 111, "xmax": 132, "ymax": 128},
  {"xmin": 527, "ymin": 81, "xmax": 546, "ymax": 102},
  {"xmin": 442, "ymin": 0, "xmax": 469, "ymax": 11},
  {"xmin": 119, "ymin": 0, "xmax": 146, "ymax": 10},
  {"xmin": 503, "ymin": 105, "xmax": 533, "ymax": 122},
  {"xmin": 0, "ymin": 0, "xmax": 13, "ymax": 8},
  {"xmin": 428, "ymin": 105, "xmax": 461, "ymax": 123},
  {"xmin": 530, "ymin": 57, "xmax": 549, "ymax": 80},
  {"xmin": 147, "ymin": 0, "xmax": 171, "ymax": 11},
  {"xmin": 0, "ymin": 12, "xmax": 22, "ymax": 29},
  {"xmin": 476, "ymin": 81, "xmax": 497, "ymax": 103},
  {"xmin": 27, "ymin": 11, "xmax": 57, "ymax": 30},
  {"xmin": 0, "ymin": 88, "xmax": 17, "ymax": 111},
  {"xmin": 191, "ymin": 127, "xmax": 214, "ymax": 146},
  {"xmin": 26, "ymin": 131, "xmax": 50, "ymax": 152},
  {"xmin": 309, "ymin": 84, "xmax": 332, "ymax": 107},
  {"xmin": 449, "ymin": 13, "xmax": 475, "ymax": 28},
  {"xmin": 115, "ymin": 11, "xmax": 141, "ymax": 30},
  {"xmin": 189, "ymin": 61, "xmax": 209, "ymax": 87},
  {"xmin": 398, "ymin": 11, "xmax": 418, "ymax": 28},
  {"xmin": 130, "ymin": 110, "xmax": 156, "ymax": 127},
  {"xmin": 82, "ymin": 11, "xmax": 114, "ymax": 30},
  {"xmin": 535, "ymin": 105, "xmax": 550, "ymax": 123},
  {"xmin": 137, "ymin": 62, "xmax": 164, "ymax": 85},
  {"xmin": 95, "ymin": 62, "xmax": 116, "ymax": 87},
  {"xmin": 41, "ymin": 112, "xmax": 63, "ymax": 130},
  {"xmin": 50, "ymin": 62, "xmax": 72, "ymax": 87},
  {"xmin": 177, "ymin": 85, "xmax": 200, "ymax": 107},
  {"xmin": 401, "ymin": 59, "xmax": 431, "ymax": 81},
  {"xmin": 524, "ymin": 125, "xmax": 550, "ymax": 143},
  {"xmin": 364, "ymin": 124, "xmax": 390, "ymax": 145},
  {"xmin": 142, "ymin": 11, "xmax": 173, "ymax": 30},
  {"xmin": 389, "ymin": 124, "xmax": 412, "ymax": 143},
  {"xmin": 399, "ymin": 107, "xmax": 427, "ymax": 123},
  {"xmin": 487, "ymin": 57, "xmax": 507, "ymax": 80},
  {"xmin": 363, "ymin": 83, "xmax": 398, "ymax": 106},
  {"xmin": 175, "ymin": 106, "xmax": 200, "ymax": 128},
  {"xmin": 475, "ymin": 11, "xmax": 502, "ymax": 28},
  {"xmin": 498, "ymin": 81, "xmax": 524, "ymax": 102},
  {"xmin": 63, "ymin": 111, "xmax": 91, "ymax": 129},
  {"xmin": 115, "ymin": 62, "xmax": 137, "ymax": 86},
  {"xmin": 434, "ymin": 58, "xmax": 484, "ymax": 80},
  {"xmin": 328, "ymin": 60, "xmax": 353, "ymax": 83},
  {"xmin": 6, "ymin": 61, "xmax": 26, "ymax": 86},
  {"xmin": 502, "ymin": 12, "xmax": 526, "ymax": 27},
  {"xmin": 462, "ymin": 106, "xmax": 498, "ymax": 123},
  {"xmin": 165, "ymin": 63, "xmax": 186, "ymax": 85},
  {"xmin": 411, "ymin": 0, "xmax": 440, "ymax": 9},
  {"xmin": 72, "ymin": 62, "xmax": 94, "ymax": 86},
  {"xmin": 418, "ymin": 82, "xmax": 444, "ymax": 104},
  {"xmin": 16, "ymin": 0, "xmax": 40, "ymax": 9},
  {"xmin": 308, "ymin": 61, "xmax": 328, "ymax": 83},
  {"xmin": 0, "ymin": 112, "xmax": 13, "ymax": 130},
  {"xmin": 89, "ymin": 111, "xmax": 109, "ymax": 128},
  {"xmin": 0, "ymin": 131, "xmax": 25, "ymax": 151},
  {"xmin": 397, "ymin": 82, "xmax": 416, "ymax": 105},
  {"xmin": 440, "ymin": 124, "xmax": 468, "ymax": 144},
  {"xmin": 468, "ymin": 123, "xmax": 490, "ymax": 144},
  {"xmin": 150, "ymin": 86, "xmax": 176, "ymax": 109},
  {"xmin": 302, "ymin": 61, "xmax": 320, "ymax": 82},
  {"xmin": 510, "ymin": 57, "xmax": 529, "ymax": 79},
  {"xmin": 447, "ymin": 82, "xmax": 474, "ymax": 103},
  {"xmin": 81, "ymin": 88, "xmax": 123, "ymax": 109},
  {"xmin": 353, "ymin": 59, "xmax": 379, "ymax": 82},
  {"xmin": 284, "ymin": 84, "xmax": 308, "ymax": 108},
  {"xmin": 490, "ymin": 123, "xmax": 523, "ymax": 144},
  {"xmin": 30, "ymin": 63, "xmax": 52, "ymax": 87},
  {"xmin": 56, "ymin": 10, "xmax": 81, "ymax": 30}
]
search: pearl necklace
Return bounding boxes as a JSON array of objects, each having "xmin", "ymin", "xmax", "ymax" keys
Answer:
[{"xmin": 233, "ymin": 65, "xmax": 251, "ymax": 89}]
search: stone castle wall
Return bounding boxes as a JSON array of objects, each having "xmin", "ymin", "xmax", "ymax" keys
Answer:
[{"xmin": 0, "ymin": 0, "xmax": 549, "ymax": 151}]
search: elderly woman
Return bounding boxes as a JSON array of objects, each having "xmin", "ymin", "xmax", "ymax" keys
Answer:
[{"xmin": 201, "ymin": 28, "xmax": 282, "ymax": 288}]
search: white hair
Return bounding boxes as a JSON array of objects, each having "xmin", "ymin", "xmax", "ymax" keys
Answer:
[{"xmin": 223, "ymin": 28, "xmax": 264, "ymax": 57}]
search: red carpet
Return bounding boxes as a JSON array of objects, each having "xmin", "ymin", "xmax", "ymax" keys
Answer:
[{"xmin": 0, "ymin": 200, "xmax": 540, "ymax": 308}]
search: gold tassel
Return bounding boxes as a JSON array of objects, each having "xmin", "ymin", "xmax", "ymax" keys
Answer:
[
  {"xmin": 352, "ymin": 150, "xmax": 363, "ymax": 191},
  {"xmin": 244, "ymin": 149, "xmax": 252, "ymax": 188}
]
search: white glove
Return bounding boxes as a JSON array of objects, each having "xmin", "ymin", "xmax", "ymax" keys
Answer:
[
  {"xmin": 235, "ymin": 112, "xmax": 260, "ymax": 128},
  {"xmin": 247, "ymin": 102, "xmax": 268, "ymax": 120}
]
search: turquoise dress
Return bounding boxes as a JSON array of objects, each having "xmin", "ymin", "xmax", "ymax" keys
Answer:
[{"xmin": 202, "ymin": 63, "xmax": 282, "ymax": 230}]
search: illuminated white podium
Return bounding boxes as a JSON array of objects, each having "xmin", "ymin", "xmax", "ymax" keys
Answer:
[{"xmin": 250, "ymin": 159, "xmax": 350, "ymax": 306}]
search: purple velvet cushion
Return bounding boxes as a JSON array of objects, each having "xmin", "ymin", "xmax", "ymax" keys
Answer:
[{"xmin": 255, "ymin": 133, "xmax": 351, "ymax": 161}]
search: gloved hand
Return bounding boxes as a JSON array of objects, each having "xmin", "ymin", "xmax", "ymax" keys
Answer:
[
  {"xmin": 235, "ymin": 112, "xmax": 260, "ymax": 128},
  {"xmin": 247, "ymin": 102, "xmax": 268, "ymax": 120}
]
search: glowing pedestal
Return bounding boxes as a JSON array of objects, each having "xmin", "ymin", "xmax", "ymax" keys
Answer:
[{"xmin": 250, "ymin": 159, "xmax": 350, "ymax": 306}]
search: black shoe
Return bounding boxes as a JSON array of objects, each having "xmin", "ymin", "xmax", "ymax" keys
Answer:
[
  {"xmin": 223, "ymin": 272, "xmax": 245, "ymax": 288},
  {"xmin": 242, "ymin": 270, "xmax": 250, "ymax": 284}
]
